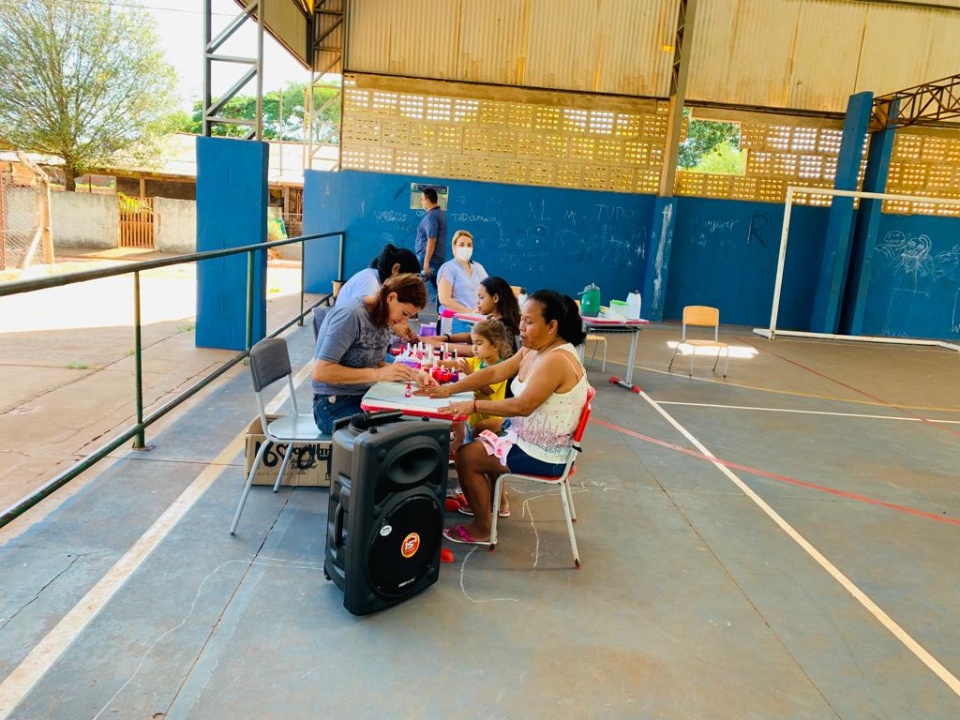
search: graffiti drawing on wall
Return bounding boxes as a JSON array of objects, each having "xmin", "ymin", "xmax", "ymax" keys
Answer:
[
  {"xmin": 877, "ymin": 230, "xmax": 960, "ymax": 336},
  {"xmin": 935, "ymin": 244, "xmax": 960, "ymax": 332}
]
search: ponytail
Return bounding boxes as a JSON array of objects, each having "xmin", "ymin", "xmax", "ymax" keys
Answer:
[{"xmin": 529, "ymin": 289, "xmax": 586, "ymax": 346}]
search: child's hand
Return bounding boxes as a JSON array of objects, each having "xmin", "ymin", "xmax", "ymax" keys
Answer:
[{"xmin": 457, "ymin": 358, "xmax": 471, "ymax": 374}]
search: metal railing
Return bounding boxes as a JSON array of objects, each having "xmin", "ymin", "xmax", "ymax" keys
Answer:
[{"xmin": 0, "ymin": 231, "xmax": 346, "ymax": 528}]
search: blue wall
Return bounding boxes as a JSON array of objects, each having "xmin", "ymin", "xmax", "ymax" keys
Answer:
[
  {"xmin": 302, "ymin": 170, "xmax": 959, "ymax": 337},
  {"xmin": 859, "ymin": 214, "xmax": 960, "ymax": 340},
  {"xmin": 667, "ymin": 198, "xmax": 830, "ymax": 328},
  {"xmin": 303, "ymin": 169, "xmax": 652, "ymax": 306}
]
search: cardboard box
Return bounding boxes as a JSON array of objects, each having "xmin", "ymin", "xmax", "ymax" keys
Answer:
[{"xmin": 244, "ymin": 415, "xmax": 331, "ymax": 487}]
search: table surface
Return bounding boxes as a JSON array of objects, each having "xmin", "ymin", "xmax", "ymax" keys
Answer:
[
  {"xmin": 361, "ymin": 381, "xmax": 474, "ymax": 420},
  {"xmin": 582, "ymin": 317, "xmax": 649, "ymax": 326}
]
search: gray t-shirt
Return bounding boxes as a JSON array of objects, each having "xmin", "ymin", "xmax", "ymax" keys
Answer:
[{"xmin": 311, "ymin": 298, "xmax": 391, "ymax": 397}]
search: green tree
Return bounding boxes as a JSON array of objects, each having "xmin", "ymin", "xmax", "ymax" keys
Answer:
[
  {"xmin": 179, "ymin": 82, "xmax": 341, "ymax": 143},
  {"xmin": 0, "ymin": 0, "xmax": 177, "ymax": 190},
  {"xmin": 691, "ymin": 142, "xmax": 745, "ymax": 175},
  {"xmin": 679, "ymin": 118, "xmax": 742, "ymax": 171}
]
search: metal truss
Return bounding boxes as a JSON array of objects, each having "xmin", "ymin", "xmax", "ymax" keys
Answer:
[
  {"xmin": 306, "ymin": 0, "xmax": 344, "ymax": 171},
  {"xmin": 203, "ymin": 0, "xmax": 264, "ymax": 140},
  {"xmin": 871, "ymin": 73, "xmax": 960, "ymax": 132}
]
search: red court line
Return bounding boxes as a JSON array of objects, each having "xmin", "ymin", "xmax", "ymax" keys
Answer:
[
  {"xmin": 735, "ymin": 336, "xmax": 960, "ymax": 439},
  {"xmin": 592, "ymin": 417, "xmax": 960, "ymax": 527}
]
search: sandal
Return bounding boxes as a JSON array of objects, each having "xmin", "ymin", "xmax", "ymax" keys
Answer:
[{"xmin": 442, "ymin": 524, "xmax": 490, "ymax": 546}]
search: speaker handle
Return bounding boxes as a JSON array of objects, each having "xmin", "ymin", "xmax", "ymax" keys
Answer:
[
  {"xmin": 349, "ymin": 410, "xmax": 403, "ymax": 431},
  {"xmin": 334, "ymin": 485, "xmax": 351, "ymax": 549}
]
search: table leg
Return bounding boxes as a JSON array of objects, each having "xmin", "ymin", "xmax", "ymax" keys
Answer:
[{"xmin": 607, "ymin": 329, "xmax": 641, "ymax": 393}]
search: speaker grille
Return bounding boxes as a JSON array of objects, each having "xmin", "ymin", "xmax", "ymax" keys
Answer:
[{"xmin": 368, "ymin": 495, "xmax": 442, "ymax": 597}]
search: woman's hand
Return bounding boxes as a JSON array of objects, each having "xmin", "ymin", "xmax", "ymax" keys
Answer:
[
  {"xmin": 421, "ymin": 335, "xmax": 443, "ymax": 346},
  {"xmin": 439, "ymin": 399, "xmax": 474, "ymax": 417},
  {"xmin": 415, "ymin": 383, "xmax": 454, "ymax": 398},
  {"xmin": 378, "ymin": 363, "xmax": 420, "ymax": 382},
  {"xmin": 416, "ymin": 370, "xmax": 438, "ymax": 389}
]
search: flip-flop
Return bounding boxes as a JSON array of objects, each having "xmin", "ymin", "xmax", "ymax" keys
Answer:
[
  {"xmin": 457, "ymin": 504, "xmax": 511, "ymax": 518},
  {"xmin": 442, "ymin": 524, "xmax": 489, "ymax": 546}
]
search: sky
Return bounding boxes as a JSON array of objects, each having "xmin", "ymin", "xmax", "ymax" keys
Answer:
[{"xmin": 141, "ymin": 0, "xmax": 312, "ymax": 111}]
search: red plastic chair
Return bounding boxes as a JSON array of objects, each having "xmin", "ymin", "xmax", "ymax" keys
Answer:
[{"xmin": 489, "ymin": 386, "xmax": 596, "ymax": 568}]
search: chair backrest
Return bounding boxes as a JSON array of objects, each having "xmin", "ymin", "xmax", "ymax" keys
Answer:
[
  {"xmin": 249, "ymin": 337, "xmax": 298, "ymax": 422},
  {"xmin": 249, "ymin": 337, "xmax": 293, "ymax": 394},
  {"xmin": 681, "ymin": 305, "xmax": 720, "ymax": 342},
  {"xmin": 572, "ymin": 386, "xmax": 597, "ymax": 443},
  {"xmin": 311, "ymin": 305, "xmax": 330, "ymax": 340}
]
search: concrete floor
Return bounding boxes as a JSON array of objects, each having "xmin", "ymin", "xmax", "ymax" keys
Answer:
[{"xmin": 1, "ymin": 302, "xmax": 959, "ymax": 718}]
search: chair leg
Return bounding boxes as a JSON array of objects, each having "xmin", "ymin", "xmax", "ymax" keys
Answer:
[
  {"xmin": 600, "ymin": 340, "xmax": 607, "ymax": 372},
  {"xmin": 230, "ymin": 439, "xmax": 270, "ymax": 535},
  {"xmin": 564, "ymin": 477, "xmax": 578, "ymax": 522},
  {"xmin": 723, "ymin": 347, "xmax": 730, "ymax": 378},
  {"xmin": 273, "ymin": 442, "xmax": 295, "ymax": 492},
  {"xmin": 589, "ymin": 340, "xmax": 599, "ymax": 368},
  {"xmin": 489, "ymin": 475, "xmax": 506, "ymax": 549},
  {"xmin": 689, "ymin": 349, "xmax": 696, "ymax": 377},
  {"xmin": 667, "ymin": 346, "xmax": 679, "ymax": 372},
  {"xmin": 712, "ymin": 350, "xmax": 720, "ymax": 374},
  {"xmin": 557, "ymin": 478, "xmax": 581, "ymax": 568}
]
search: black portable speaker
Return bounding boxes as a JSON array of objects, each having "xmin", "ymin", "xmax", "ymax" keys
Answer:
[{"xmin": 324, "ymin": 411, "xmax": 449, "ymax": 615}]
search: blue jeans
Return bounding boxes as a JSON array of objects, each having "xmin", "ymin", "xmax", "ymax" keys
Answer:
[
  {"xmin": 313, "ymin": 393, "xmax": 364, "ymax": 435},
  {"xmin": 505, "ymin": 445, "xmax": 566, "ymax": 477}
]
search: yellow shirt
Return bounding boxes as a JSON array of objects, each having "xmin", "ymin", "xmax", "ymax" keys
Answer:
[{"xmin": 467, "ymin": 357, "xmax": 507, "ymax": 427}]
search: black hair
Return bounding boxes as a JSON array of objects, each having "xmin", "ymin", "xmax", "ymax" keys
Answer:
[
  {"xmin": 529, "ymin": 289, "xmax": 586, "ymax": 346},
  {"xmin": 480, "ymin": 276, "xmax": 521, "ymax": 336},
  {"xmin": 422, "ymin": 188, "xmax": 439, "ymax": 204},
  {"xmin": 369, "ymin": 243, "xmax": 420, "ymax": 283}
]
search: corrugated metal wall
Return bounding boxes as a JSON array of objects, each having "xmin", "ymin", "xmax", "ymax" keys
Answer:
[
  {"xmin": 347, "ymin": 0, "xmax": 678, "ymax": 98},
  {"xmin": 345, "ymin": 0, "xmax": 960, "ymax": 114}
]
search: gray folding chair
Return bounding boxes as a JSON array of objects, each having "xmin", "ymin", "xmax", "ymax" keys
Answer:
[{"xmin": 230, "ymin": 337, "xmax": 330, "ymax": 535}]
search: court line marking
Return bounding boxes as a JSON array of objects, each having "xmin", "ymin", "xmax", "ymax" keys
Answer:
[
  {"xmin": 631, "ymin": 391, "xmax": 960, "ymax": 697},
  {"xmin": 655, "ymin": 401, "xmax": 960, "ymax": 424},
  {"xmin": 0, "ymin": 362, "xmax": 309, "ymax": 719},
  {"xmin": 736, "ymin": 337, "xmax": 960, "ymax": 438},
  {"xmin": 592, "ymin": 418, "xmax": 960, "ymax": 527}
]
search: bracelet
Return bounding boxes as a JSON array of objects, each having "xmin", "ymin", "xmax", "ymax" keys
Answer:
[
  {"xmin": 444, "ymin": 333, "xmax": 451, "ymax": 342},
  {"xmin": 473, "ymin": 399, "xmax": 479, "ymax": 414}
]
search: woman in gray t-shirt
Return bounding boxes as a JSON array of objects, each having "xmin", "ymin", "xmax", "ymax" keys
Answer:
[{"xmin": 312, "ymin": 274, "xmax": 432, "ymax": 434}]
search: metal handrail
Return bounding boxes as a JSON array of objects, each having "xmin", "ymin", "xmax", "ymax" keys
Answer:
[{"xmin": 0, "ymin": 231, "xmax": 346, "ymax": 528}]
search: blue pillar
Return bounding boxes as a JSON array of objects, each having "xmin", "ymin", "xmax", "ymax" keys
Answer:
[
  {"xmin": 641, "ymin": 196, "xmax": 678, "ymax": 321},
  {"xmin": 809, "ymin": 91, "xmax": 873, "ymax": 333},
  {"xmin": 195, "ymin": 136, "xmax": 269, "ymax": 350},
  {"xmin": 842, "ymin": 99, "xmax": 899, "ymax": 335},
  {"xmin": 302, "ymin": 169, "xmax": 345, "ymax": 294}
]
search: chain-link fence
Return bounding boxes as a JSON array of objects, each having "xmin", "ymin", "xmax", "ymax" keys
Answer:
[{"xmin": 1, "ymin": 162, "xmax": 51, "ymax": 271}]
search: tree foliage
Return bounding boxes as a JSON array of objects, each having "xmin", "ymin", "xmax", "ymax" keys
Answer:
[
  {"xmin": 178, "ymin": 83, "xmax": 341, "ymax": 143},
  {"xmin": 679, "ymin": 118, "xmax": 743, "ymax": 173},
  {"xmin": 0, "ymin": 0, "xmax": 178, "ymax": 190}
]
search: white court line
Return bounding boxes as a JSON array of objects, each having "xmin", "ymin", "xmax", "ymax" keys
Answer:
[
  {"xmin": 656, "ymin": 401, "xmax": 960, "ymax": 424},
  {"xmin": 0, "ymin": 361, "xmax": 311, "ymax": 719},
  {"xmin": 640, "ymin": 390, "xmax": 960, "ymax": 698}
]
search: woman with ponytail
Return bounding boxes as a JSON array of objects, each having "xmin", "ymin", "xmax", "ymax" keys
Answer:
[{"xmin": 421, "ymin": 290, "xmax": 590, "ymax": 544}]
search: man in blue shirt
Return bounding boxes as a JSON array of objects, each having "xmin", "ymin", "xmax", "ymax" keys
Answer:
[{"xmin": 415, "ymin": 188, "xmax": 447, "ymax": 302}]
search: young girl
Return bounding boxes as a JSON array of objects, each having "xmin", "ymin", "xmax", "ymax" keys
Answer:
[
  {"xmin": 424, "ymin": 276, "xmax": 521, "ymax": 357},
  {"xmin": 441, "ymin": 317, "xmax": 513, "ymax": 452}
]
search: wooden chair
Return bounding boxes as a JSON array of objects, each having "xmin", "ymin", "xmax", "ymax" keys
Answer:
[
  {"xmin": 668, "ymin": 305, "xmax": 729, "ymax": 377},
  {"xmin": 489, "ymin": 386, "xmax": 596, "ymax": 568},
  {"xmin": 230, "ymin": 337, "xmax": 330, "ymax": 535}
]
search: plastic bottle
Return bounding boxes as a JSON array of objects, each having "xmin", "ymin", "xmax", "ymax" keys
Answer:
[
  {"xmin": 626, "ymin": 290, "xmax": 642, "ymax": 320},
  {"xmin": 439, "ymin": 308, "xmax": 456, "ymax": 336}
]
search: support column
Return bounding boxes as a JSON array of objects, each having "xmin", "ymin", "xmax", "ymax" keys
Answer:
[
  {"xmin": 196, "ymin": 136, "xmax": 269, "ymax": 350},
  {"xmin": 809, "ymin": 91, "xmax": 873, "ymax": 333},
  {"xmin": 842, "ymin": 99, "xmax": 899, "ymax": 335},
  {"xmin": 642, "ymin": 0, "xmax": 698, "ymax": 321}
]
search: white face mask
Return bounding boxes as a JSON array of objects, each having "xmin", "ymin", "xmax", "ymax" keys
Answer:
[{"xmin": 454, "ymin": 246, "xmax": 473, "ymax": 262}]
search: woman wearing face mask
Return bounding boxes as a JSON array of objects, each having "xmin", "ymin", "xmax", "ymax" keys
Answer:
[{"xmin": 437, "ymin": 230, "xmax": 488, "ymax": 335}]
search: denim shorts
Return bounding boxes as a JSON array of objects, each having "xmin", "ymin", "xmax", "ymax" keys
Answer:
[
  {"xmin": 313, "ymin": 393, "xmax": 364, "ymax": 435},
  {"xmin": 505, "ymin": 445, "xmax": 566, "ymax": 477}
]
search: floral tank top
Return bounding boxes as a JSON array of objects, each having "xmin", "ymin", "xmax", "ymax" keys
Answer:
[{"xmin": 509, "ymin": 343, "xmax": 590, "ymax": 464}]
